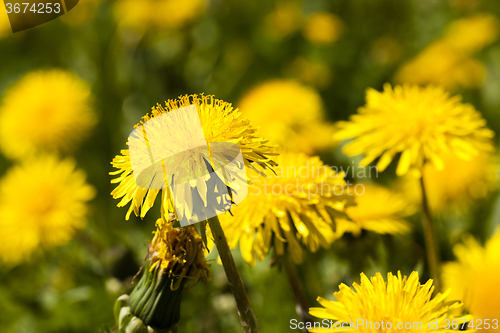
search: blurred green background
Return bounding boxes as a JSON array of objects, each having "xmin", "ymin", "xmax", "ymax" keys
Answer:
[{"xmin": 1, "ymin": 0, "xmax": 500, "ymax": 332}]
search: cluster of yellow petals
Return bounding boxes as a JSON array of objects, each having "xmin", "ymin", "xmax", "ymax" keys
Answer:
[
  {"xmin": 334, "ymin": 84, "xmax": 494, "ymax": 177},
  {"xmin": 310, "ymin": 271, "xmax": 468, "ymax": 333}
]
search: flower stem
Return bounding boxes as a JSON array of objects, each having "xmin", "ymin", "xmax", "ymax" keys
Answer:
[
  {"xmin": 284, "ymin": 256, "xmax": 314, "ymax": 331},
  {"xmin": 207, "ymin": 215, "xmax": 259, "ymax": 333},
  {"xmin": 420, "ymin": 175, "xmax": 441, "ymax": 290}
]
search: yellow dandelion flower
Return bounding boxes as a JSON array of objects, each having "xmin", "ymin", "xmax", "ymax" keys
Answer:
[
  {"xmin": 265, "ymin": 1, "xmax": 303, "ymax": 38},
  {"xmin": 239, "ymin": 79, "xmax": 335, "ymax": 154},
  {"xmin": 286, "ymin": 57, "xmax": 332, "ymax": 89},
  {"xmin": 114, "ymin": 0, "xmax": 205, "ymax": 31},
  {"xmin": 309, "ymin": 271, "xmax": 468, "ymax": 333},
  {"xmin": 303, "ymin": 12, "xmax": 344, "ymax": 45},
  {"xmin": 398, "ymin": 150, "xmax": 498, "ymax": 212},
  {"xmin": 443, "ymin": 231, "xmax": 500, "ymax": 331},
  {"xmin": 110, "ymin": 94, "xmax": 277, "ymax": 221},
  {"xmin": 444, "ymin": 14, "xmax": 499, "ymax": 54},
  {"xmin": 394, "ymin": 41, "xmax": 485, "ymax": 90},
  {"xmin": 339, "ymin": 183, "xmax": 413, "ymax": 236},
  {"xmin": 0, "ymin": 155, "xmax": 95, "ymax": 265},
  {"xmin": 334, "ymin": 84, "xmax": 494, "ymax": 177},
  {"xmin": 0, "ymin": 70, "xmax": 96, "ymax": 159},
  {"xmin": 219, "ymin": 152, "xmax": 353, "ymax": 266}
]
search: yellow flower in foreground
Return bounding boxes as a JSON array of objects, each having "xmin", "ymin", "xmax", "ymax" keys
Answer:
[
  {"xmin": 444, "ymin": 14, "xmax": 499, "ymax": 53},
  {"xmin": 334, "ymin": 84, "xmax": 494, "ymax": 176},
  {"xmin": 0, "ymin": 70, "xmax": 96, "ymax": 159},
  {"xmin": 443, "ymin": 231, "xmax": 500, "ymax": 331},
  {"xmin": 303, "ymin": 12, "xmax": 343, "ymax": 45},
  {"xmin": 110, "ymin": 94, "xmax": 277, "ymax": 221},
  {"xmin": 339, "ymin": 183, "xmax": 413, "ymax": 236},
  {"xmin": 398, "ymin": 151, "xmax": 498, "ymax": 212},
  {"xmin": 220, "ymin": 152, "xmax": 353, "ymax": 266},
  {"xmin": 0, "ymin": 155, "xmax": 95, "ymax": 265},
  {"xmin": 114, "ymin": 0, "xmax": 205, "ymax": 31},
  {"xmin": 309, "ymin": 271, "xmax": 468, "ymax": 333},
  {"xmin": 149, "ymin": 217, "xmax": 211, "ymax": 288},
  {"xmin": 239, "ymin": 80, "xmax": 335, "ymax": 154}
]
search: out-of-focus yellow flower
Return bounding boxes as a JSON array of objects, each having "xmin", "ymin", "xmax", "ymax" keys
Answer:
[
  {"xmin": 265, "ymin": 1, "xmax": 303, "ymax": 38},
  {"xmin": 0, "ymin": 3, "xmax": 10, "ymax": 39},
  {"xmin": 239, "ymin": 79, "xmax": 335, "ymax": 154},
  {"xmin": 444, "ymin": 14, "xmax": 499, "ymax": 53},
  {"xmin": 339, "ymin": 183, "xmax": 413, "ymax": 236},
  {"xmin": 334, "ymin": 84, "xmax": 494, "ymax": 177},
  {"xmin": 220, "ymin": 152, "xmax": 353, "ymax": 266},
  {"xmin": 310, "ymin": 271, "xmax": 469, "ymax": 333},
  {"xmin": 395, "ymin": 41, "xmax": 485, "ymax": 90},
  {"xmin": 443, "ymin": 231, "xmax": 500, "ymax": 331},
  {"xmin": 286, "ymin": 57, "xmax": 332, "ymax": 89},
  {"xmin": 395, "ymin": 14, "xmax": 498, "ymax": 90},
  {"xmin": 0, "ymin": 155, "xmax": 95, "ymax": 265},
  {"xmin": 114, "ymin": 0, "xmax": 206, "ymax": 31},
  {"xmin": 398, "ymin": 151, "xmax": 498, "ymax": 213},
  {"xmin": 303, "ymin": 12, "xmax": 343, "ymax": 45},
  {"xmin": 370, "ymin": 36, "xmax": 402, "ymax": 65},
  {"xmin": 110, "ymin": 94, "xmax": 277, "ymax": 221},
  {"xmin": 0, "ymin": 70, "xmax": 96, "ymax": 159}
]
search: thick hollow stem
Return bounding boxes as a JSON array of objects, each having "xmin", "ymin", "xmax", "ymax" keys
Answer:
[
  {"xmin": 420, "ymin": 175, "xmax": 441, "ymax": 290},
  {"xmin": 207, "ymin": 215, "xmax": 260, "ymax": 333},
  {"xmin": 284, "ymin": 256, "xmax": 314, "ymax": 331}
]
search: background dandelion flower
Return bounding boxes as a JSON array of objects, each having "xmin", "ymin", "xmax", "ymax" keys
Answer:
[
  {"xmin": 0, "ymin": 155, "xmax": 95, "ymax": 265},
  {"xmin": 238, "ymin": 79, "xmax": 335, "ymax": 154},
  {"xmin": 310, "ymin": 271, "xmax": 468, "ymax": 333},
  {"xmin": 338, "ymin": 183, "xmax": 413, "ymax": 236},
  {"xmin": 398, "ymin": 150, "xmax": 498, "ymax": 212},
  {"xmin": 303, "ymin": 12, "xmax": 344, "ymax": 45},
  {"xmin": 443, "ymin": 231, "xmax": 500, "ymax": 330},
  {"xmin": 110, "ymin": 94, "xmax": 277, "ymax": 221},
  {"xmin": 0, "ymin": 70, "xmax": 96, "ymax": 159},
  {"xmin": 219, "ymin": 152, "xmax": 353, "ymax": 266},
  {"xmin": 114, "ymin": 0, "xmax": 206, "ymax": 31},
  {"xmin": 334, "ymin": 84, "xmax": 494, "ymax": 176}
]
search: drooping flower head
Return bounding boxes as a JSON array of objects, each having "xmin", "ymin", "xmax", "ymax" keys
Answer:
[
  {"xmin": 0, "ymin": 155, "xmax": 95, "ymax": 265},
  {"xmin": 334, "ymin": 84, "xmax": 494, "ymax": 177},
  {"xmin": 310, "ymin": 271, "xmax": 469, "ymax": 333},
  {"xmin": 238, "ymin": 80, "xmax": 335, "ymax": 154},
  {"xmin": 0, "ymin": 70, "xmax": 96, "ymax": 159},
  {"xmin": 110, "ymin": 94, "xmax": 277, "ymax": 221},
  {"xmin": 219, "ymin": 152, "xmax": 354, "ymax": 266},
  {"xmin": 398, "ymin": 150, "xmax": 498, "ymax": 213},
  {"xmin": 125, "ymin": 217, "xmax": 210, "ymax": 331},
  {"xmin": 443, "ymin": 231, "xmax": 500, "ymax": 331}
]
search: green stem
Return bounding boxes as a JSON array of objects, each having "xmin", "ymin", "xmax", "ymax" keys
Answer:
[
  {"xmin": 420, "ymin": 174, "xmax": 441, "ymax": 290},
  {"xmin": 284, "ymin": 256, "xmax": 314, "ymax": 331},
  {"xmin": 207, "ymin": 215, "xmax": 259, "ymax": 333}
]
